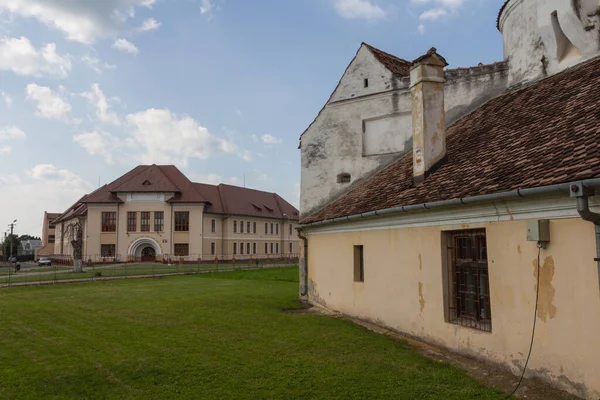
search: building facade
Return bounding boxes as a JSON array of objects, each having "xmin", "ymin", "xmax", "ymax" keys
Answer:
[
  {"xmin": 52, "ymin": 165, "xmax": 300, "ymax": 263},
  {"xmin": 35, "ymin": 212, "xmax": 60, "ymax": 259},
  {"xmin": 299, "ymin": 1, "xmax": 600, "ymax": 399}
]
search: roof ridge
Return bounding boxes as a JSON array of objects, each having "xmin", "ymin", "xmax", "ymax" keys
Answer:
[
  {"xmin": 156, "ymin": 165, "xmax": 183, "ymax": 192},
  {"xmin": 110, "ymin": 165, "xmax": 151, "ymax": 191},
  {"xmin": 362, "ymin": 42, "xmax": 411, "ymax": 65}
]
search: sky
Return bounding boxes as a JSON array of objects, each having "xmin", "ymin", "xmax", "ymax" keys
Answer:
[{"xmin": 0, "ymin": 0, "xmax": 505, "ymax": 237}]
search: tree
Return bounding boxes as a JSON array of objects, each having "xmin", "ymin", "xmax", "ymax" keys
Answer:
[
  {"xmin": 19, "ymin": 235, "xmax": 41, "ymax": 241},
  {"xmin": 65, "ymin": 220, "xmax": 84, "ymax": 273},
  {"xmin": 1, "ymin": 234, "xmax": 21, "ymax": 260}
]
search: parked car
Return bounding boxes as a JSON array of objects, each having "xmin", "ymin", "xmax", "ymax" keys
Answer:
[
  {"xmin": 7, "ymin": 257, "xmax": 20, "ymax": 271},
  {"xmin": 38, "ymin": 257, "xmax": 52, "ymax": 267}
]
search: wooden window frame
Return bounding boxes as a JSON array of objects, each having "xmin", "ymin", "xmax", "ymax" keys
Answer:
[
  {"xmin": 101, "ymin": 244, "xmax": 116, "ymax": 257},
  {"xmin": 154, "ymin": 212, "xmax": 164, "ymax": 232},
  {"xmin": 174, "ymin": 243, "xmax": 189, "ymax": 257},
  {"xmin": 233, "ymin": 220, "xmax": 237, "ymax": 233},
  {"xmin": 101, "ymin": 212, "xmax": 116, "ymax": 232},
  {"xmin": 141, "ymin": 212, "xmax": 151, "ymax": 232},
  {"xmin": 354, "ymin": 245, "xmax": 364, "ymax": 282},
  {"xmin": 174, "ymin": 212, "xmax": 189, "ymax": 232},
  {"xmin": 127, "ymin": 212, "xmax": 137, "ymax": 232},
  {"xmin": 253, "ymin": 222, "xmax": 256, "ymax": 234}
]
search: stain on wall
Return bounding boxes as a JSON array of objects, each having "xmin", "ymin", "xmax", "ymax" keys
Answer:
[
  {"xmin": 533, "ymin": 255, "xmax": 557, "ymax": 322},
  {"xmin": 418, "ymin": 282, "xmax": 425, "ymax": 312}
]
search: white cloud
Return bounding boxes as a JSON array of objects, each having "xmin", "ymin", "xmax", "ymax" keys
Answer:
[
  {"xmin": 420, "ymin": 8, "xmax": 447, "ymax": 20},
  {"xmin": 0, "ymin": 36, "xmax": 71, "ymax": 78},
  {"xmin": 112, "ymin": 38, "xmax": 139, "ymax": 55},
  {"xmin": 200, "ymin": 0, "xmax": 213, "ymax": 16},
  {"xmin": 73, "ymin": 130, "xmax": 129, "ymax": 165},
  {"xmin": 26, "ymin": 83, "xmax": 73, "ymax": 122},
  {"xmin": 418, "ymin": 23, "xmax": 425, "ymax": 34},
  {"xmin": 190, "ymin": 173, "xmax": 239, "ymax": 185},
  {"xmin": 27, "ymin": 164, "xmax": 91, "ymax": 189},
  {"xmin": 125, "ymin": 108, "xmax": 243, "ymax": 167},
  {"xmin": 81, "ymin": 84, "xmax": 121, "ymax": 125},
  {"xmin": 261, "ymin": 134, "xmax": 282, "ymax": 144},
  {"xmin": 81, "ymin": 55, "xmax": 102, "ymax": 73},
  {"xmin": 1, "ymin": 91, "xmax": 12, "ymax": 107},
  {"xmin": 251, "ymin": 134, "xmax": 258, "ymax": 143},
  {"xmin": 333, "ymin": 0, "xmax": 386, "ymax": 21},
  {"xmin": 411, "ymin": 0, "xmax": 463, "ymax": 7},
  {"xmin": 0, "ymin": 145, "xmax": 11, "ymax": 154},
  {"xmin": 0, "ymin": 0, "xmax": 157, "ymax": 44},
  {"xmin": 0, "ymin": 125, "xmax": 25, "ymax": 140},
  {"xmin": 138, "ymin": 17, "xmax": 160, "ymax": 32}
]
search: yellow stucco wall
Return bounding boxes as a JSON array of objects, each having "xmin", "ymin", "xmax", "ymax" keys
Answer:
[{"xmin": 305, "ymin": 218, "xmax": 600, "ymax": 399}]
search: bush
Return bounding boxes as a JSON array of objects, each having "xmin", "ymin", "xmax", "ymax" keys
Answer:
[{"xmin": 94, "ymin": 272, "xmax": 102, "ymax": 277}]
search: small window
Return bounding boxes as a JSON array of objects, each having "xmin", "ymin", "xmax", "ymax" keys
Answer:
[
  {"xmin": 233, "ymin": 220, "xmax": 237, "ymax": 233},
  {"xmin": 233, "ymin": 242, "xmax": 237, "ymax": 255},
  {"xmin": 446, "ymin": 229, "xmax": 491, "ymax": 332},
  {"xmin": 141, "ymin": 212, "xmax": 151, "ymax": 232},
  {"xmin": 276, "ymin": 242, "xmax": 279, "ymax": 254},
  {"xmin": 154, "ymin": 212, "xmax": 164, "ymax": 232},
  {"xmin": 253, "ymin": 243, "xmax": 257, "ymax": 254},
  {"xmin": 101, "ymin": 244, "xmax": 115, "ymax": 257},
  {"xmin": 289, "ymin": 242, "xmax": 292, "ymax": 253},
  {"xmin": 247, "ymin": 242, "xmax": 250, "ymax": 254},
  {"xmin": 289, "ymin": 224, "xmax": 292, "ymax": 236},
  {"xmin": 265, "ymin": 223, "xmax": 268, "ymax": 234},
  {"xmin": 49, "ymin": 223, "xmax": 56, "ymax": 229},
  {"xmin": 127, "ymin": 212, "xmax": 137, "ymax": 232},
  {"xmin": 240, "ymin": 242, "xmax": 244, "ymax": 255},
  {"xmin": 174, "ymin": 212, "xmax": 189, "ymax": 232},
  {"xmin": 270, "ymin": 223, "xmax": 273, "ymax": 235},
  {"xmin": 253, "ymin": 222, "xmax": 257, "ymax": 234},
  {"xmin": 101, "ymin": 212, "xmax": 116, "ymax": 232},
  {"xmin": 337, "ymin": 173, "xmax": 351, "ymax": 184},
  {"xmin": 211, "ymin": 242, "xmax": 216, "ymax": 256},
  {"xmin": 270, "ymin": 243, "xmax": 274, "ymax": 254},
  {"xmin": 247, "ymin": 221, "xmax": 251, "ymax": 234},
  {"xmin": 265, "ymin": 243, "xmax": 268, "ymax": 254},
  {"xmin": 364, "ymin": 78, "xmax": 369, "ymax": 88},
  {"xmin": 354, "ymin": 245, "xmax": 364, "ymax": 282},
  {"xmin": 241, "ymin": 221, "xmax": 244, "ymax": 233},
  {"xmin": 211, "ymin": 219, "xmax": 216, "ymax": 233},
  {"xmin": 276, "ymin": 224, "xmax": 279, "ymax": 235},
  {"xmin": 48, "ymin": 235, "xmax": 55, "ymax": 243},
  {"xmin": 174, "ymin": 244, "xmax": 189, "ymax": 257}
]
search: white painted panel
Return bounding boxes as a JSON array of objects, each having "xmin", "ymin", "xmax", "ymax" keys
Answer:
[
  {"xmin": 363, "ymin": 113, "xmax": 412, "ymax": 156},
  {"xmin": 127, "ymin": 193, "xmax": 165, "ymax": 202}
]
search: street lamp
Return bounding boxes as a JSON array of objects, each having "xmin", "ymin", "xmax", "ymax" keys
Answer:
[{"xmin": 8, "ymin": 219, "xmax": 17, "ymax": 258}]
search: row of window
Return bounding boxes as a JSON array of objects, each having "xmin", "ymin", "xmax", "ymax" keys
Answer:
[
  {"xmin": 353, "ymin": 229, "xmax": 492, "ymax": 332},
  {"xmin": 100, "ymin": 244, "xmax": 190, "ymax": 257},
  {"xmin": 232, "ymin": 242, "xmax": 292, "ymax": 255},
  {"xmin": 230, "ymin": 221, "xmax": 294, "ymax": 236},
  {"xmin": 101, "ymin": 212, "xmax": 190, "ymax": 232}
]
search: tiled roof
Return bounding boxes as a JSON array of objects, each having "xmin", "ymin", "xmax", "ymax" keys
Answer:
[
  {"xmin": 364, "ymin": 43, "xmax": 412, "ymax": 77},
  {"xmin": 53, "ymin": 196, "xmax": 89, "ymax": 224},
  {"xmin": 301, "ymin": 56, "xmax": 600, "ymax": 224},
  {"xmin": 83, "ymin": 165, "xmax": 207, "ymax": 203},
  {"xmin": 195, "ymin": 183, "xmax": 299, "ymax": 220}
]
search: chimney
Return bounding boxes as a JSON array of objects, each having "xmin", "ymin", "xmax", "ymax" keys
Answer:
[{"xmin": 410, "ymin": 47, "xmax": 448, "ymax": 185}]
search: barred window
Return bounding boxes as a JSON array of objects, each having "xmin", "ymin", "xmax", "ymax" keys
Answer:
[
  {"xmin": 270, "ymin": 223, "xmax": 273, "ymax": 234},
  {"xmin": 174, "ymin": 244, "xmax": 189, "ymax": 256},
  {"xmin": 154, "ymin": 212, "xmax": 164, "ymax": 232},
  {"xmin": 101, "ymin": 244, "xmax": 115, "ymax": 257},
  {"xmin": 447, "ymin": 230, "xmax": 491, "ymax": 332},
  {"xmin": 276, "ymin": 242, "xmax": 279, "ymax": 254},
  {"xmin": 247, "ymin": 242, "xmax": 250, "ymax": 255},
  {"xmin": 265, "ymin": 242, "xmax": 268, "ymax": 254},
  {"xmin": 265, "ymin": 223, "xmax": 268, "ymax": 234},
  {"xmin": 247, "ymin": 221, "xmax": 251, "ymax": 234},
  {"xmin": 127, "ymin": 212, "xmax": 137, "ymax": 232},
  {"xmin": 141, "ymin": 212, "xmax": 151, "ymax": 232},
  {"xmin": 101, "ymin": 212, "xmax": 116, "ymax": 232},
  {"xmin": 270, "ymin": 242, "xmax": 274, "ymax": 253},
  {"xmin": 233, "ymin": 242, "xmax": 237, "ymax": 255},
  {"xmin": 174, "ymin": 212, "xmax": 189, "ymax": 232},
  {"xmin": 253, "ymin": 243, "xmax": 257, "ymax": 254},
  {"xmin": 240, "ymin": 242, "xmax": 244, "ymax": 255}
]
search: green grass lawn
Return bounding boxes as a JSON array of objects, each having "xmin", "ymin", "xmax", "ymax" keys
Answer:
[{"xmin": 0, "ymin": 267, "xmax": 506, "ymax": 399}]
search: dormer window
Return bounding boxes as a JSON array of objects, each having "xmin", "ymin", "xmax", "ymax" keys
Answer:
[
  {"xmin": 337, "ymin": 173, "xmax": 351, "ymax": 184},
  {"xmin": 142, "ymin": 180, "xmax": 152, "ymax": 186},
  {"xmin": 364, "ymin": 78, "xmax": 369, "ymax": 88}
]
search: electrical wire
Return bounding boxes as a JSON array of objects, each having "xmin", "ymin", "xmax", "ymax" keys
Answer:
[{"xmin": 505, "ymin": 244, "xmax": 542, "ymax": 399}]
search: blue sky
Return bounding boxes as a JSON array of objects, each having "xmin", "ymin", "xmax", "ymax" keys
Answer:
[{"xmin": 0, "ymin": 0, "xmax": 505, "ymax": 236}]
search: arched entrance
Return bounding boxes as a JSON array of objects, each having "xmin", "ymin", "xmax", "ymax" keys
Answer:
[
  {"xmin": 128, "ymin": 237, "xmax": 162, "ymax": 262},
  {"xmin": 141, "ymin": 247, "xmax": 156, "ymax": 262}
]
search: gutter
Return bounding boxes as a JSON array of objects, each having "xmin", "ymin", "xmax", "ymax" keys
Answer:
[{"xmin": 302, "ymin": 178, "xmax": 600, "ymax": 228}]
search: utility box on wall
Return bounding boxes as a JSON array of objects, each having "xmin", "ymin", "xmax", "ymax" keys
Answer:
[{"xmin": 526, "ymin": 219, "xmax": 550, "ymax": 242}]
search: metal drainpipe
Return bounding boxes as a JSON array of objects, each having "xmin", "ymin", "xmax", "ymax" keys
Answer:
[
  {"xmin": 571, "ymin": 185, "xmax": 600, "ymax": 293},
  {"xmin": 297, "ymin": 228, "xmax": 308, "ymax": 297}
]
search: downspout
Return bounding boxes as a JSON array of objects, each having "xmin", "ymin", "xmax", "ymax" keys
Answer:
[
  {"xmin": 570, "ymin": 183, "xmax": 600, "ymax": 293},
  {"xmin": 297, "ymin": 228, "xmax": 308, "ymax": 297}
]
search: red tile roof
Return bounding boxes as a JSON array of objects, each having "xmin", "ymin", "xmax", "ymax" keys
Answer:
[
  {"xmin": 364, "ymin": 43, "xmax": 412, "ymax": 77},
  {"xmin": 301, "ymin": 56, "xmax": 600, "ymax": 224},
  {"xmin": 53, "ymin": 196, "xmax": 89, "ymax": 224}
]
